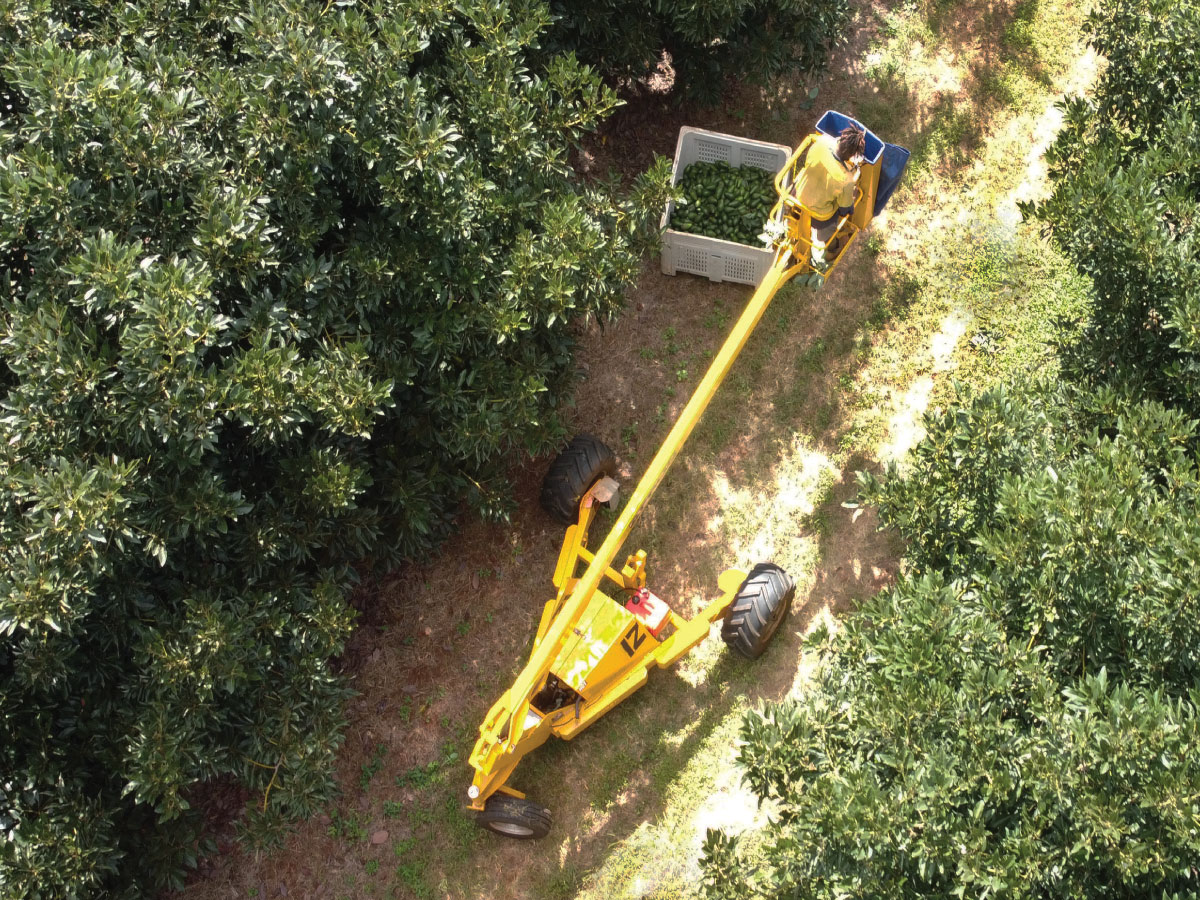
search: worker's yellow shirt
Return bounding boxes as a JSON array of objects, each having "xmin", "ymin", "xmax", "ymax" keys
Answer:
[{"xmin": 793, "ymin": 134, "xmax": 856, "ymax": 221}]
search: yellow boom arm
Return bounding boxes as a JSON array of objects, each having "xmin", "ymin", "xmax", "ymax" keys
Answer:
[
  {"xmin": 513, "ymin": 257, "xmax": 786, "ymax": 724},
  {"xmin": 468, "ymin": 136, "xmax": 873, "ymax": 809}
]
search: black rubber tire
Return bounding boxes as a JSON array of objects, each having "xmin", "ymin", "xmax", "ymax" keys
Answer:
[
  {"xmin": 475, "ymin": 795, "xmax": 552, "ymax": 840},
  {"xmin": 539, "ymin": 434, "xmax": 617, "ymax": 525},
  {"xmin": 721, "ymin": 563, "xmax": 795, "ymax": 659}
]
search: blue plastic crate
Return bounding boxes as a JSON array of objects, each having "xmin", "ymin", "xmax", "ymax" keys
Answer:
[{"xmin": 874, "ymin": 144, "xmax": 911, "ymax": 217}]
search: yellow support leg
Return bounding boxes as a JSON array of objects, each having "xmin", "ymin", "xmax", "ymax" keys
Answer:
[{"xmin": 653, "ymin": 568, "xmax": 747, "ymax": 669}]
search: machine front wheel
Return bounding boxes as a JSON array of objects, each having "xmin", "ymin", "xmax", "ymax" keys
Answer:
[
  {"xmin": 475, "ymin": 795, "xmax": 552, "ymax": 839},
  {"xmin": 721, "ymin": 563, "xmax": 795, "ymax": 659},
  {"xmin": 540, "ymin": 433, "xmax": 617, "ymax": 525}
]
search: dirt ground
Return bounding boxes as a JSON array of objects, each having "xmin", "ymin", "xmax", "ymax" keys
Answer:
[{"xmin": 175, "ymin": 0, "xmax": 1089, "ymax": 896}]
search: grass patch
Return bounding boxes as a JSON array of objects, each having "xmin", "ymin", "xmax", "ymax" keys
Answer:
[
  {"xmin": 575, "ymin": 712, "xmax": 751, "ymax": 900},
  {"xmin": 537, "ymin": 863, "xmax": 585, "ymax": 900}
]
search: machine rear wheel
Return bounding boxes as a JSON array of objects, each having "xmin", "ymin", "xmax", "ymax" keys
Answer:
[
  {"xmin": 540, "ymin": 434, "xmax": 617, "ymax": 525},
  {"xmin": 721, "ymin": 563, "xmax": 795, "ymax": 659},
  {"xmin": 475, "ymin": 795, "xmax": 552, "ymax": 840}
]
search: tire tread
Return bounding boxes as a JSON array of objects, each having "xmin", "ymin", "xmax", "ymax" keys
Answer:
[
  {"xmin": 721, "ymin": 563, "xmax": 795, "ymax": 659},
  {"xmin": 539, "ymin": 434, "xmax": 617, "ymax": 524},
  {"xmin": 475, "ymin": 795, "xmax": 552, "ymax": 840}
]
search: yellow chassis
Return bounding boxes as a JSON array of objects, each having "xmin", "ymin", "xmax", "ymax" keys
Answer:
[{"xmin": 466, "ymin": 132, "xmax": 883, "ymax": 813}]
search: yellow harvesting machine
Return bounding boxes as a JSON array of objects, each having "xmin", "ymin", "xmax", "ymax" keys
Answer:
[{"xmin": 466, "ymin": 115, "xmax": 907, "ymax": 837}]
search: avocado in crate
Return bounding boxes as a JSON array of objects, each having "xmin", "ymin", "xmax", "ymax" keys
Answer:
[{"xmin": 670, "ymin": 160, "xmax": 777, "ymax": 246}]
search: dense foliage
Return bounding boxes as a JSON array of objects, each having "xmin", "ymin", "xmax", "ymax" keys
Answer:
[
  {"xmin": 701, "ymin": 1, "xmax": 1200, "ymax": 897},
  {"xmin": 865, "ymin": 384, "xmax": 1200, "ymax": 692},
  {"xmin": 1027, "ymin": 0, "xmax": 1200, "ymax": 413},
  {"xmin": 706, "ymin": 428, "xmax": 1200, "ymax": 882},
  {"xmin": 543, "ymin": 0, "xmax": 852, "ymax": 104},
  {"xmin": 704, "ymin": 386, "xmax": 1200, "ymax": 899},
  {"xmin": 0, "ymin": 1, "xmax": 668, "ymax": 895}
]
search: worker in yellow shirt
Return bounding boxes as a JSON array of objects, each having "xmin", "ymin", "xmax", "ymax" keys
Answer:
[{"xmin": 791, "ymin": 125, "xmax": 866, "ymax": 268}]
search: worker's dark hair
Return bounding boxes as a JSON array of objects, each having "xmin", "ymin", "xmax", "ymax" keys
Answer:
[{"xmin": 836, "ymin": 125, "xmax": 866, "ymax": 161}]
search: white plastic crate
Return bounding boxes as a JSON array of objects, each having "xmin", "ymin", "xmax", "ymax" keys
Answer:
[{"xmin": 660, "ymin": 127, "xmax": 792, "ymax": 285}]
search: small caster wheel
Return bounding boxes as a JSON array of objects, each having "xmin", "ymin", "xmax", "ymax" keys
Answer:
[{"xmin": 475, "ymin": 794, "xmax": 552, "ymax": 839}]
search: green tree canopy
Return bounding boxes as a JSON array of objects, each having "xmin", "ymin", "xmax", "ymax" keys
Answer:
[
  {"xmin": 702, "ymin": 0, "xmax": 1200, "ymax": 895},
  {"xmin": 1027, "ymin": 0, "xmax": 1200, "ymax": 412},
  {"xmin": 0, "ymin": 1, "xmax": 668, "ymax": 894},
  {"xmin": 542, "ymin": 0, "xmax": 851, "ymax": 103},
  {"xmin": 703, "ymin": 385, "xmax": 1200, "ymax": 900}
]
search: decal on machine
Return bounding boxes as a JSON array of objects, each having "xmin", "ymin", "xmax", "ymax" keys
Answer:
[{"xmin": 620, "ymin": 622, "xmax": 646, "ymax": 657}]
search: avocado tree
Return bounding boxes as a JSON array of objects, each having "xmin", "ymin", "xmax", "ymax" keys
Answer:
[
  {"xmin": 1027, "ymin": 0, "xmax": 1200, "ymax": 413},
  {"xmin": 702, "ymin": 385, "xmax": 1200, "ymax": 900},
  {"xmin": 700, "ymin": 1, "xmax": 1200, "ymax": 894},
  {"xmin": 0, "ymin": 1, "xmax": 669, "ymax": 894},
  {"xmin": 543, "ymin": 0, "xmax": 852, "ymax": 103}
]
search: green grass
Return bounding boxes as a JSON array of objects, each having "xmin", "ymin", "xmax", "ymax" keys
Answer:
[
  {"xmin": 359, "ymin": 743, "xmax": 387, "ymax": 791},
  {"xmin": 539, "ymin": 863, "xmax": 585, "ymax": 900},
  {"xmin": 574, "ymin": 712, "xmax": 751, "ymax": 900}
]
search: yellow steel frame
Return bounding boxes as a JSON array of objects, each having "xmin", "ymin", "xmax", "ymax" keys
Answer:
[{"xmin": 466, "ymin": 132, "xmax": 877, "ymax": 812}]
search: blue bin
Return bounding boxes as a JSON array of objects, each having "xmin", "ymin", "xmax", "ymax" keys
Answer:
[{"xmin": 873, "ymin": 143, "xmax": 911, "ymax": 217}]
